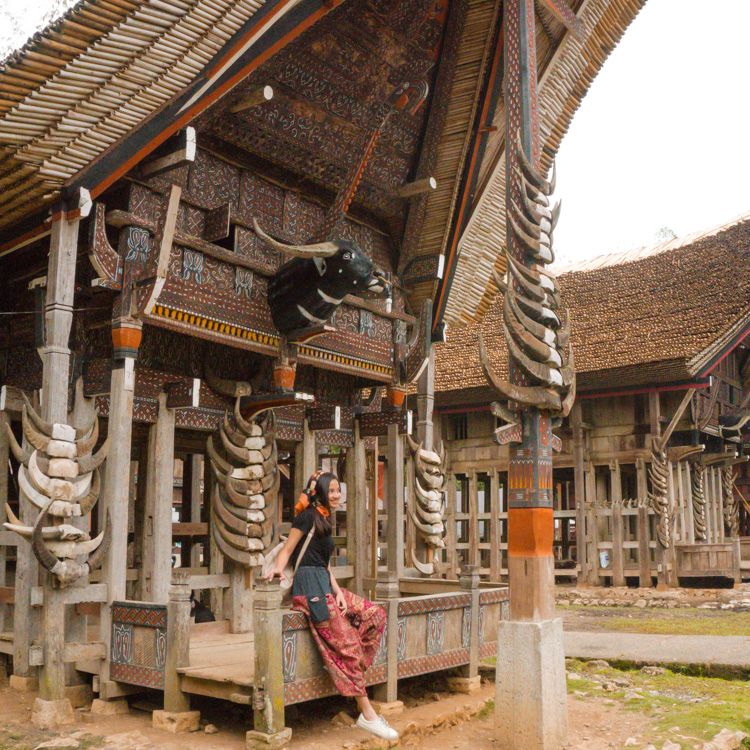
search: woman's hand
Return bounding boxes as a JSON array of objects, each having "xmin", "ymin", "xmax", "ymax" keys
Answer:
[
  {"xmin": 335, "ymin": 589, "xmax": 347, "ymax": 614},
  {"xmin": 264, "ymin": 565, "xmax": 287, "ymax": 583}
]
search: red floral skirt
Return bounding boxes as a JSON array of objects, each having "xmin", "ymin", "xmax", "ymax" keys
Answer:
[{"xmin": 292, "ymin": 588, "xmax": 386, "ymax": 697}]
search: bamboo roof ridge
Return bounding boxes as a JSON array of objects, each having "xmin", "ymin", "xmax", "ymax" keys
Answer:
[
  {"xmin": 442, "ymin": 0, "xmax": 647, "ymax": 326},
  {"xmin": 0, "ymin": 0, "xmax": 268, "ymax": 228},
  {"xmin": 435, "ymin": 212, "xmax": 750, "ymax": 396}
]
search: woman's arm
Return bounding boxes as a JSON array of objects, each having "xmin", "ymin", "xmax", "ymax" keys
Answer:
[
  {"xmin": 328, "ymin": 565, "xmax": 341, "ymax": 595},
  {"xmin": 265, "ymin": 527, "xmax": 304, "ymax": 580},
  {"xmin": 329, "ymin": 565, "xmax": 347, "ymax": 613}
]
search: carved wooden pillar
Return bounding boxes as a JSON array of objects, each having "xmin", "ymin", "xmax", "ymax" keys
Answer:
[
  {"xmin": 345, "ymin": 420, "xmax": 367, "ymax": 595},
  {"xmin": 377, "ymin": 421, "xmax": 404, "ymax": 596},
  {"xmin": 248, "ymin": 580, "xmax": 290, "ymax": 749},
  {"xmin": 99, "ymin": 319, "xmax": 141, "ymax": 696},
  {"xmin": 153, "ymin": 571, "xmax": 200, "ymax": 731},
  {"xmin": 36, "ymin": 214, "xmax": 80, "ymax": 717},
  {"xmin": 570, "ymin": 402, "xmax": 588, "ymax": 585},
  {"xmin": 636, "ymin": 458, "xmax": 652, "ymax": 587},
  {"xmin": 609, "ymin": 460, "xmax": 625, "ymax": 587},
  {"xmin": 140, "ymin": 392, "xmax": 175, "ymax": 604},
  {"xmin": 0, "ymin": 413, "xmax": 9, "ymax": 636}
]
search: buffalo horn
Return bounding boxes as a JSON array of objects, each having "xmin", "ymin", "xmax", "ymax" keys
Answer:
[
  {"xmin": 5, "ymin": 421, "xmax": 30, "ymax": 465},
  {"xmin": 411, "ymin": 549, "xmax": 435, "ymax": 576},
  {"xmin": 506, "ymin": 289, "xmax": 555, "ymax": 346},
  {"xmin": 253, "ymin": 219, "xmax": 339, "ymax": 259},
  {"xmin": 75, "ymin": 418, "xmax": 99, "ymax": 456},
  {"xmin": 515, "ymin": 131, "xmax": 554, "ymax": 195},
  {"xmin": 22, "ymin": 407, "xmax": 50, "ymax": 453},
  {"xmin": 205, "ymin": 361, "xmax": 253, "ymax": 399},
  {"xmin": 503, "ymin": 321, "xmax": 563, "ymax": 387},
  {"xmin": 478, "ymin": 334, "xmax": 562, "ymax": 411},
  {"xmin": 206, "ymin": 435, "xmax": 232, "ymax": 475},
  {"xmin": 31, "ymin": 502, "xmax": 62, "ymax": 572},
  {"xmin": 78, "ymin": 469, "xmax": 102, "ymax": 515},
  {"xmin": 77, "ymin": 438, "xmax": 108, "ymax": 474}
]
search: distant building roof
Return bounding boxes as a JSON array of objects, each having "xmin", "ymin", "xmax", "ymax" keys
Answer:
[{"xmin": 435, "ymin": 213, "xmax": 750, "ymax": 401}]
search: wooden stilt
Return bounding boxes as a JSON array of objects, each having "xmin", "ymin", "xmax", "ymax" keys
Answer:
[
  {"xmin": 188, "ymin": 455, "xmax": 203, "ymax": 568},
  {"xmin": 35, "ymin": 214, "xmax": 79, "ymax": 718},
  {"xmin": 570, "ymin": 402, "xmax": 589, "ymax": 585},
  {"xmin": 0, "ymin": 413, "xmax": 8, "ymax": 635},
  {"xmin": 610, "ymin": 460, "xmax": 625, "ymax": 587},
  {"xmin": 99, "ymin": 325, "xmax": 140, "ymax": 695},
  {"xmin": 384, "ymin": 421, "xmax": 404, "ymax": 583},
  {"xmin": 345, "ymin": 420, "xmax": 367, "ymax": 595},
  {"xmin": 153, "ymin": 571, "xmax": 200, "ymax": 732},
  {"xmin": 141, "ymin": 393, "xmax": 175, "ymax": 603},
  {"xmin": 636, "ymin": 458, "xmax": 652, "ymax": 587}
]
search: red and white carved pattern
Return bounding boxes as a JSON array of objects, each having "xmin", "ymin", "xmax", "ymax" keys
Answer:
[
  {"xmin": 397, "ymin": 648, "xmax": 469, "ymax": 679},
  {"xmin": 397, "ymin": 592, "xmax": 471, "ymax": 616}
]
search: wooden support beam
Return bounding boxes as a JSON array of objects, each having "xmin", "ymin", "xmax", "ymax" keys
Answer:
[
  {"xmin": 229, "ymin": 85, "xmax": 274, "ymax": 113},
  {"xmin": 140, "ymin": 127, "xmax": 196, "ymax": 178},
  {"xmin": 172, "ymin": 522, "xmax": 208, "ymax": 537},
  {"xmin": 188, "ymin": 573, "xmax": 231, "ymax": 590},
  {"xmin": 384, "ymin": 422, "xmax": 404, "ymax": 580},
  {"xmin": 306, "ymin": 404, "xmax": 342, "ymax": 432},
  {"xmin": 140, "ymin": 393, "xmax": 175, "ymax": 604},
  {"xmin": 141, "ymin": 185, "xmax": 181, "ymax": 316},
  {"xmin": 345, "ymin": 420, "xmax": 367, "ymax": 595},
  {"xmin": 31, "ymin": 583, "xmax": 108, "ymax": 607},
  {"xmin": 165, "ymin": 379, "xmax": 201, "ymax": 409},
  {"xmin": 395, "ymin": 176, "xmax": 437, "ymax": 198}
]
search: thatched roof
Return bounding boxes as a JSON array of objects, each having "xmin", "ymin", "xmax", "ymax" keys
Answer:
[{"xmin": 435, "ymin": 213, "xmax": 750, "ymax": 402}]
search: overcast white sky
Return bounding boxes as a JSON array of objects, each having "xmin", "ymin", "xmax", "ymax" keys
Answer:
[
  {"xmin": 3, "ymin": 0, "xmax": 749, "ymax": 267},
  {"xmin": 553, "ymin": 0, "xmax": 750, "ymax": 265}
]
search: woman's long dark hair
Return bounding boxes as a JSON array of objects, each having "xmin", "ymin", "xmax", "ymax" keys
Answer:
[{"xmin": 310, "ymin": 471, "xmax": 337, "ymax": 537}]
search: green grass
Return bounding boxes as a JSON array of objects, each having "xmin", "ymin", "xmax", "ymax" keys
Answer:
[
  {"xmin": 560, "ymin": 604, "xmax": 750, "ymax": 636},
  {"xmin": 566, "ymin": 658, "xmax": 750, "ymax": 748}
]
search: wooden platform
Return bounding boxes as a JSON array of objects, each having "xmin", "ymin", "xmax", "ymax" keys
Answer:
[{"xmin": 177, "ymin": 620, "xmax": 255, "ymax": 703}]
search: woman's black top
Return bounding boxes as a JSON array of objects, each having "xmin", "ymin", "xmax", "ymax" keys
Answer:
[{"xmin": 289, "ymin": 507, "xmax": 334, "ymax": 568}]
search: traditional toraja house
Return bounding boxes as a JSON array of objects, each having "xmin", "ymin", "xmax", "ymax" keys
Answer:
[
  {"xmin": 0, "ymin": 0, "xmax": 645, "ymax": 746},
  {"xmin": 433, "ymin": 214, "xmax": 750, "ymax": 589}
]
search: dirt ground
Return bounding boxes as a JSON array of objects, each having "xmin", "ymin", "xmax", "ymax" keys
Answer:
[
  {"xmin": 0, "ymin": 679, "xmax": 649, "ymax": 750},
  {"xmin": 0, "ymin": 662, "xmax": 747, "ymax": 750}
]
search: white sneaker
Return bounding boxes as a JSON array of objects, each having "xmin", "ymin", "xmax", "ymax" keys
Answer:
[{"xmin": 356, "ymin": 713, "xmax": 399, "ymax": 741}]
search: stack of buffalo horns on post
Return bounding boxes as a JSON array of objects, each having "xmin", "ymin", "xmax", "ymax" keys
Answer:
[
  {"xmin": 406, "ymin": 434, "xmax": 447, "ymax": 575},
  {"xmin": 480, "ymin": 131, "xmax": 576, "ymax": 441},
  {"xmin": 4, "ymin": 396, "xmax": 109, "ymax": 587},
  {"xmin": 205, "ymin": 365, "xmax": 278, "ymax": 568}
]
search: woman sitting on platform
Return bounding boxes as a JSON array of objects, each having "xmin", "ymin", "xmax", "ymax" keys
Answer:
[{"xmin": 264, "ymin": 471, "xmax": 398, "ymax": 742}]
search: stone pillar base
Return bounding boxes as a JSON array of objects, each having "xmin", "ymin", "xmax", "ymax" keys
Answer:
[
  {"xmin": 495, "ymin": 618, "xmax": 567, "ymax": 750},
  {"xmin": 91, "ymin": 698, "xmax": 129, "ymax": 715},
  {"xmin": 10, "ymin": 674, "xmax": 38, "ymax": 692},
  {"xmin": 152, "ymin": 709, "xmax": 201, "ymax": 733},
  {"xmin": 31, "ymin": 697, "xmax": 76, "ymax": 730},
  {"xmin": 447, "ymin": 675, "xmax": 481, "ymax": 693},
  {"xmin": 370, "ymin": 699, "xmax": 405, "ymax": 716},
  {"xmin": 246, "ymin": 727, "xmax": 292, "ymax": 749}
]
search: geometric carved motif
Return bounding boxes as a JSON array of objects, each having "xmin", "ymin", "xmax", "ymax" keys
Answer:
[
  {"xmin": 426, "ymin": 610, "xmax": 445, "ymax": 656},
  {"xmin": 398, "ymin": 592, "xmax": 471, "ymax": 616},
  {"xmin": 282, "ymin": 631, "xmax": 298, "ymax": 684},
  {"xmin": 396, "ymin": 616, "xmax": 407, "ymax": 662},
  {"xmin": 397, "ymin": 648, "xmax": 469, "ymax": 680},
  {"xmin": 182, "ymin": 249, "xmax": 205, "ymax": 283},
  {"xmin": 478, "ymin": 605, "xmax": 485, "ymax": 646},
  {"xmin": 461, "ymin": 607, "xmax": 471, "ymax": 650},
  {"xmin": 110, "ymin": 601, "xmax": 167, "ymax": 689},
  {"xmin": 373, "ymin": 620, "xmax": 388, "ymax": 667}
]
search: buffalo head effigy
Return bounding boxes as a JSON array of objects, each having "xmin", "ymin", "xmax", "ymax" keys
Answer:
[{"xmin": 254, "ymin": 220, "xmax": 388, "ymax": 334}]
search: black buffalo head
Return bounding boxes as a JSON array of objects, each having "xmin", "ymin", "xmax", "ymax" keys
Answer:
[{"xmin": 254, "ymin": 220, "xmax": 389, "ymax": 334}]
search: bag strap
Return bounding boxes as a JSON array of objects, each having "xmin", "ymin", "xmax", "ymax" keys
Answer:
[{"xmin": 293, "ymin": 527, "xmax": 316, "ymax": 573}]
